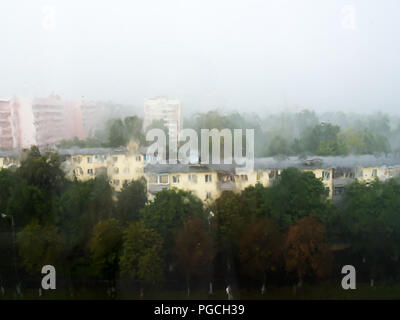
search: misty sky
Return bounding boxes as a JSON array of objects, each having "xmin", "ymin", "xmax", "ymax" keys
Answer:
[{"xmin": 1, "ymin": 0, "xmax": 399, "ymax": 114}]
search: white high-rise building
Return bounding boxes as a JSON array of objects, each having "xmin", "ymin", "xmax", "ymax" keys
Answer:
[{"xmin": 143, "ymin": 97, "xmax": 183, "ymax": 139}]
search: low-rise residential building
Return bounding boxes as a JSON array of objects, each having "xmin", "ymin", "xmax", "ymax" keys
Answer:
[
  {"xmin": 3, "ymin": 146, "xmax": 400, "ymax": 204},
  {"xmin": 144, "ymin": 155, "xmax": 400, "ymax": 203},
  {"xmin": 0, "ymin": 150, "xmax": 20, "ymax": 169},
  {"xmin": 58, "ymin": 145, "xmax": 149, "ymax": 191}
]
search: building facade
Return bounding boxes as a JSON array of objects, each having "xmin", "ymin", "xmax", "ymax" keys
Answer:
[
  {"xmin": 0, "ymin": 99, "xmax": 14, "ymax": 149},
  {"xmin": 143, "ymin": 97, "xmax": 183, "ymax": 140},
  {"xmin": 2, "ymin": 147, "xmax": 400, "ymax": 204},
  {"xmin": 0, "ymin": 96, "xmax": 86, "ymax": 150}
]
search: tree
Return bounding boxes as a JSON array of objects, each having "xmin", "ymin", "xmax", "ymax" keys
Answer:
[
  {"xmin": 239, "ymin": 218, "xmax": 283, "ymax": 294},
  {"xmin": 16, "ymin": 221, "xmax": 64, "ymax": 275},
  {"xmin": 141, "ymin": 189, "xmax": 205, "ymax": 265},
  {"xmin": 124, "ymin": 115, "xmax": 145, "ymax": 145},
  {"xmin": 240, "ymin": 183, "xmax": 269, "ymax": 221},
  {"xmin": 300, "ymin": 122, "xmax": 347, "ymax": 155},
  {"xmin": 336, "ymin": 179, "xmax": 400, "ymax": 284},
  {"xmin": 267, "ymin": 135, "xmax": 290, "ymax": 156},
  {"xmin": 116, "ymin": 178, "xmax": 147, "ymax": 225},
  {"xmin": 120, "ymin": 222, "xmax": 164, "ymax": 296},
  {"xmin": 284, "ymin": 216, "xmax": 332, "ymax": 288},
  {"xmin": 7, "ymin": 180, "xmax": 58, "ymax": 227},
  {"xmin": 6, "ymin": 146, "xmax": 66, "ymax": 227},
  {"xmin": 211, "ymin": 191, "xmax": 244, "ymax": 283},
  {"xmin": 17, "ymin": 146, "xmax": 66, "ymax": 192},
  {"xmin": 264, "ymin": 168, "xmax": 331, "ymax": 229},
  {"xmin": 211, "ymin": 191, "xmax": 244, "ymax": 253},
  {"xmin": 174, "ymin": 216, "xmax": 215, "ymax": 296},
  {"xmin": 89, "ymin": 219, "xmax": 123, "ymax": 286},
  {"xmin": 107, "ymin": 118, "xmax": 126, "ymax": 147},
  {"xmin": 77, "ymin": 176, "xmax": 115, "ymax": 245}
]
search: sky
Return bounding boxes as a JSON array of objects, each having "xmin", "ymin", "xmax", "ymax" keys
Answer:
[{"xmin": 0, "ymin": 0, "xmax": 399, "ymax": 114}]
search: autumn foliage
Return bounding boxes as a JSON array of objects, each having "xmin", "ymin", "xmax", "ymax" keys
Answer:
[{"xmin": 284, "ymin": 216, "xmax": 332, "ymax": 282}]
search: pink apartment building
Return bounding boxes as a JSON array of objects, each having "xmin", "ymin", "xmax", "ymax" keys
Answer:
[
  {"xmin": 0, "ymin": 99, "xmax": 14, "ymax": 149},
  {"xmin": 0, "ymin": 95, "xmax": 86, "ymax": 150}
]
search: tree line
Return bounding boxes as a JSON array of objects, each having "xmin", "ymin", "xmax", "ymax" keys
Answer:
[
  {"xmin": 1, "ymin": 146, "xmax": 400, "ymax": 297},
  {"xmin": 58, "ymin": 109, "xmax": 400, "ymax": 158}
]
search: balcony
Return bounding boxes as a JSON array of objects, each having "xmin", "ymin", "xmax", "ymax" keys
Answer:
[
  {"xmin": 148, "ymin": 183, "xmax": 170, "ymax": 194},
  {"xmin": 217, "ymin": 181, "xmax": 236, "ymax": 191}
]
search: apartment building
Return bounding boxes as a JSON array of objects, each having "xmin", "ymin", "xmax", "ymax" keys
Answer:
[
  {"xmin": 144, "ymin": 163, "xmax": 235, "ymax": 203},
  {"xmin": 59, "ymin": 146, "xmax": 149, "ymax": 191},
  {"xmin": 143, "ymin": 97, "xmax": 183, "ymax": 139},
  {"xmin": 145, "ymin": 155, "xmax": 400, "ymax": 203},
  {"xmin": 3, "ymin": 146, "xmax": 400, "ymax": 204},
  {"xmin": 0, "ymin": 99, "xmax": 15, "ymax": 149},
  {"xmin": 0, "ymin": 96, "xmax": 85, "ymax": 150},
  {"xmin": 0, "ymin": 150, "xmax": 20, "ymax": 169}
]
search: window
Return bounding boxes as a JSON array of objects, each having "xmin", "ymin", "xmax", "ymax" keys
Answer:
[
  {"xmin": 206, "ymin": 192, "xmax": 212, "ymax": 200},
  {"xmin": 172, "ymin": 175, "xmax": 180, "ymax": 184},
  {"xmin": 322, "ymin": 171, "xmax": 330, "ymax": 180},
  {"xmin": 372, "ymin": 169, "xmax": 378, "ymax": 177},
  {"xmin": 113, "ymin": 179, "xmax": 120, "ymax": 186},
  {"xmin": 149, "ymin": 175, "xmax": 157, "ymax": 183},
  {"xmin": 188, "ymin": 174, "xmax": 198, "ymax": 184},
  {"xmin": 87, "ymin": 157, "xmax": 92, "ymax": 163},
  {"xmin": 241, "ymin": 175, "xmax": 248, "ymax": 181},
  {"xmin": 95, "ymin": 155, "xmax": 105, "ymax": 163},
  {"xmin": 205, "ymin": 174, "xmax": 212, "ymax": 183},
  {"xmin": 113, "ymin": 156, "xmax": 118, "ymax": 162},
  {"xmin": 87, "ymin": 169, "xmax": 93, "ymax": 175},
  {"xmin": 136, "ymin": 155, "xmax": 142, "ymax": 162},
  {"xmin": 268, "ymin": 170, "xmax": 277, "ymax": 179},
  {"xmin": 334, "ymin": 187, "xmax": 345, "ymax": 195},
  {"xmin": 73, "ymin": 156, "xmax": 81, "ymax": 163},
  {"xmin": 113, "ymin": 167, "xmax": 119, "ymax": 174},
  {"xmin": 159, "ymin": 175, "xmax": 169, "ymax": 184}
]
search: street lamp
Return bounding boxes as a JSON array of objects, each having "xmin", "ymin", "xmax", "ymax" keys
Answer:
[{"xmin": 1, "ymin": 213, "xmax": 20, "ymax": 298}]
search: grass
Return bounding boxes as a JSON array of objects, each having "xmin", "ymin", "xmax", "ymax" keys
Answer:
[{"xmin": 1, "ymin": 281, "xmax": 400, "ymax": 300}]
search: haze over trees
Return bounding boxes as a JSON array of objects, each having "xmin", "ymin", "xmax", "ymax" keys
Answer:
[{"xmin": 57, "ymin": 108, "xmax": 400, "ymax": 160}]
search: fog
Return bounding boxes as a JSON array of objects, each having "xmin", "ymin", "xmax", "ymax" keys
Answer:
[{"xmin": 1, "ymin": 0, "xmax": 399, "ymax": 114}]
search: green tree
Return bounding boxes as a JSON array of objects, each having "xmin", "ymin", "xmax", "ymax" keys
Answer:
[
  {"xmin": 301, "ymin": 122, "xmax": 347, "ymax": 155},
  {"xmin": 108, "ymin": 118, "xmax": 126, "ymax": 147},
  {"xmin": 337, "ymin": 179, "xmax": 400, "ymax": 284},
  {"xmin": 141, "ymin": 189, "xmax": 205, "ymax": 262},
  {"xmin": 264, "ymin": 168, "xmax": 331, "ymax": 229},
  {"xmin": 267, "ymin": 135, "xmax": 290, "ymax": 156},
  {"xmin": 16, "ymin": 221, "xmax": 64, "ymax": 275},
  {"xmin": 211, "ymin": 191, "xmax": 245, "ymax": 282},
  {"xmin": 120, "ymin": 222, "xmax": 164, "ymax": 296},
  {"xmin": 240, "ymin": 183, "xmax": 269, "ymax": 221},
  {"xmin": 17, "ymin": 146, "xmax": 66, "ymax": 192},
  {"xmin": 89, "ymin": 219, "xmax": 123, "ymax": 285},
  {"xmin": 211, "ymin": 191, "xmax": 244, "ymax": 252},
  {"xmin": 116, "ymin": 178, "xmax": 147, "ymax": 225}
]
